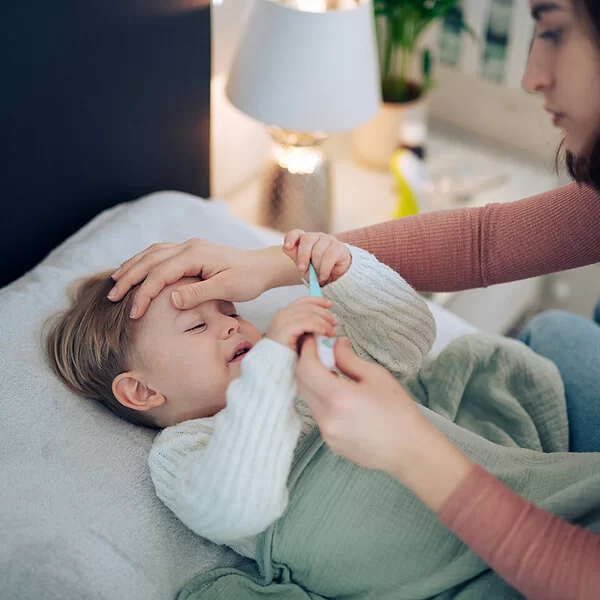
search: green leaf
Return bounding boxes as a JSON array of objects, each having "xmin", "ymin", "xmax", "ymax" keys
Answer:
[
  {"xmin": 422, "ymin": 48, "xmax": 432, "ymax": 80},
  {"xmin": 374, "ymin": 0, "xmax": 478, "ymax": 95},
  {"xmin": 421, "ymin": 48, "xmax": 435, "ymax": 93}
]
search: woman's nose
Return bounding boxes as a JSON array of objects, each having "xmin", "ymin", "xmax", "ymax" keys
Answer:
[{"xmin": 522, "ymin": 43, "xmax": 553, "ymax": 94}]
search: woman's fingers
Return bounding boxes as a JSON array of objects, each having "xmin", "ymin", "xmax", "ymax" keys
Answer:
[
  {"xmin": 111, "ymin": 243, "xmax": 177, "ymax": 281},
  {"xmin": 332, "ymin": 338, "xmax": 375, "ymax": 383},
  {"xmin": 298, "ymin": 336, "xmax": 340, "ymax": 392},
  {"xmin": 108, "ymin": 245, "xmax": 182, "ymax": 301},
  {"xmin": 130, "ymin": 263, "xmax": 192, "ymax": 318},
  {"xmin": 170, "ymin": 275, "xmax": 232, "ymax": 310}
]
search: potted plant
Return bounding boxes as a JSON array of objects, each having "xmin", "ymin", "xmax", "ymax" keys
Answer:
[{"xmin": 353, "ymin": 0, "xmax": 473, "ymax": 169}]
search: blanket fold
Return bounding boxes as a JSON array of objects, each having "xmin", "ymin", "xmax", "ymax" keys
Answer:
[{"xmin": 180, "ymin": 335, "xmax": 600, "ymax": 600}]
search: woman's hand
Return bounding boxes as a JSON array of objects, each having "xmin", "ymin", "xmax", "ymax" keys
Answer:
[
  {"xmin": 107, "ymin": 239, "xmax": 301, "ymax": 319},
  {"xmin": 297, "ymin": 337, "xmax": 423, "ymax": 473},
  {"xmin": 297, "ymin": 337, "xmax": 474, "ymax": 512},
  {"xmin": 283, "ymin": 230, "xmax": 352, "ymax": 285},
  {"xmin": 266, "ymin": 297, "xmax": 337, "ymax": 352}
]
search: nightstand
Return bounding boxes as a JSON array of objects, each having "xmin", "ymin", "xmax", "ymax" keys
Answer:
[{"xmin": 225, "ymin": 128, "xmax": 558, "ymax": 335}]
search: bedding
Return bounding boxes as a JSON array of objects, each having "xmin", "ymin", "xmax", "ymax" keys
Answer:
[
  {"xmin": 181, "ymin": 334, "xmax": 600, "ymax": 600},
  {"xmin": 0, "ymin": 191, "xmax": 477, "ymax": 599}
]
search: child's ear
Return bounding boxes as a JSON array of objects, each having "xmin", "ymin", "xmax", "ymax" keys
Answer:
[{"xmin": 112, "ymin": 372, "xmax": 165, "ymax": 413}]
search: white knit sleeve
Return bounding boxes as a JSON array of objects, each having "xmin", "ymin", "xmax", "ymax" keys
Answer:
[
  {"xmin": 148, "ymin": 338, "xmax": 301, "ymax": 545},
  {"xmin": 323, "ymin": 245, "xmax": 436, "ymax": 379}
]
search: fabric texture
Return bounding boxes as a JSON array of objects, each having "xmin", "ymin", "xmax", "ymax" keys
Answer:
[
  {"xmin": 178, "ymin": 334, "xmax": 600, "ymax": 600},
  {"xmin": 336, "ymin": 182, "xmax": 600, "ymax": 293},
  {"xmin": 519, "ymin": 308, "xmax": 600, "ymax": 453},
  {"xmin": 150, "ymin": 338, "xmax": 302, "ymax": 548},
  {"xmin": 149, "ymin": 245, "xmax": 436, "ymax": 548},
  {"xmin": 439, "ymin": 464, "xmax": 600, "ymax": 600},
  {"xmin": 0, "ymin": 191, "xmax": 473, "ymax": 600}
]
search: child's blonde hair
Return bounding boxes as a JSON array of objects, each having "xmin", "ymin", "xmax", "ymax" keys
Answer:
[{"xmin": 45, "ymin": 271, "xmax": 158, "ymax": 429}]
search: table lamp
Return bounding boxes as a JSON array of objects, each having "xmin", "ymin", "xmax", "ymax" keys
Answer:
[{"xmin": 226, "ymin": 0, "xmax": 380, "ymax": 232}]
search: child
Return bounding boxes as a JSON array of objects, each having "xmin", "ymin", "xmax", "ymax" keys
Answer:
[
  {"xmin": 47, "ymin": 233, "xmax": 600, "ymax": 599},
  {"xmin": 46, "ymin": 232, "xmax": 436, "ymax": 551}
]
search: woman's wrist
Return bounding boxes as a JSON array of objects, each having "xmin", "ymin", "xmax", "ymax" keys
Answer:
[
  {"xmin": 258, "ymin": 246, "xmax": 303, "ymax": 291},
  {"xmin": 388, "ymin": 414, "xmax": 475, "ymax": 513}
]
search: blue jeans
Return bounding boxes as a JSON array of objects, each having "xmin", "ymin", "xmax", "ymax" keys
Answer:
[{"xmin": 519, "ymin": 301, "xmax": 600, "ymax": 453}]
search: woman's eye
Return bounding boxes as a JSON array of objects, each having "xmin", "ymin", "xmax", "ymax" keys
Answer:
[
  {"xmin": 228, "ymin": 313, "xmax": 240, "ymax": 319},
  {"xmin": 186, "ymin": 323, "xmax": 207, "ymax": 333},
  {"xmin": 538, "ymin": 28, "xmax": 562, "ymax": 44}
]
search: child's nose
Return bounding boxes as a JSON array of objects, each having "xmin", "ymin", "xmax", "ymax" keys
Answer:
[{"xmin": 220, "ymin": 316, "xmax": 241, "ymax": 338}]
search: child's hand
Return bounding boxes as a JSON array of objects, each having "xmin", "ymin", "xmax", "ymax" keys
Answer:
[
  {"xmin": 283, "ymin": 230, "xmax": 352, "ymax": 286},
  {"xmin": 266, "ymin": 297, "xmax": 337, "ymax": 352}
]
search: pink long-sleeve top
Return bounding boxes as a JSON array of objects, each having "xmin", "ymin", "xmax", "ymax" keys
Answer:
[{"xmin": 336, "ymin": 182, "xmax": 600, "ymax": 599}]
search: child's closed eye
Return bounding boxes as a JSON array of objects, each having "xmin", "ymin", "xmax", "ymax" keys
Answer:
[{"xmin": 185, "ymin": 314, "xmax": 239, "ymax": 333}]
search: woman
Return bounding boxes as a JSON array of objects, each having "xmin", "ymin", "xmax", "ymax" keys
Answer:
[{"xmin": 108, "ymin": 0, "xmax": 600, "ymax": 597}]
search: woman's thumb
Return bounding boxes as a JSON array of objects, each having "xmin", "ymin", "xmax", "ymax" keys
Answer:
[
  {"xmin": 172, "ymin": 279, "xmax": 218, "ymax": 309},
  {"xmin": 333, "ymin": 338, "xmax": 372, "ymax": 382}
]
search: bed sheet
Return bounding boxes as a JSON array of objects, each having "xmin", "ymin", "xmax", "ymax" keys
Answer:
[{"xmin": 0, "ymin": 191, "xmax": 476, "ymax": 600}]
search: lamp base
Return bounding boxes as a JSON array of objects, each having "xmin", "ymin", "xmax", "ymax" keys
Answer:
[{"xmin": 259, "ymin": 131, "xmax": 332, "ymax": 233}]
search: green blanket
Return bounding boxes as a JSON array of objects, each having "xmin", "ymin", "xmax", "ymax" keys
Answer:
[{"xmin": 179, "ymin": 335, "xmax": 600, "ymax": 600}]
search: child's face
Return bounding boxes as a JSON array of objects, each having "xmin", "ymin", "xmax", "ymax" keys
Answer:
[{"xmin": 133, "ymin": 277, "xmax": 262, "ymax": 424}]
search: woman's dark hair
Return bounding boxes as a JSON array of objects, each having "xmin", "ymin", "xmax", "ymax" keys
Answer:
[{"xmin": 564, "ymin": 0, "xmax": 600, "ymax": 190}]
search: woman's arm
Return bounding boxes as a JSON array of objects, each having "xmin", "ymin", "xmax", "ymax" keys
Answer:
[
  {"xmin": 438, "ymin": 464, "xmax": 600, "ymax": 600},
  {"xmin": 391, "ymin": 416, "xmax": 600, "ymax": 600},
  {"xmin": 336, "ymin": 183, "xmax": 600, "ymax": 293},
  {"xmin": 149, "ymin": 338, "xmax": 301, "ymax": 545}
]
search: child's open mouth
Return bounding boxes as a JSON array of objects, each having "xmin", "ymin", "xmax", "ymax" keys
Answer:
[{"xmin": 229, "ymin": 342, "xmax": 253, "ymax": 362}]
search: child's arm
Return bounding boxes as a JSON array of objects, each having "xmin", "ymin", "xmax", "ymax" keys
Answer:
[
  {"xmin": 283, "ymin": 230, "xmax": 435, "ymax": 378},
  {"xmin": 148, "ymin": 338, "xmax": 301, "ymax": 545},
  {"xmin": 323, "ymin": 245, "xmax": 436, "ymax": 378},
  {"xmin": 148, "ymin": 296, "xmax": 333, "ymax": 546}
]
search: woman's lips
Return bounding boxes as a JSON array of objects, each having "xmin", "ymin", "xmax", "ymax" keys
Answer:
[{"xmin": 551, "ymin": 112, "xmax": 564, "ymax": 127}]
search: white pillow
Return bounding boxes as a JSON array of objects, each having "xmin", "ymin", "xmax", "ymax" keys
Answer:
[{"xmin": 0, "ymin": 191, "xmax": 476, "ymax": 600}]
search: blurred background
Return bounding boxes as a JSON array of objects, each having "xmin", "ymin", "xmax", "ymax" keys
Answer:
[{"xmin": 211, "ymin": 0, "xmax": 599, "ymax": 334}]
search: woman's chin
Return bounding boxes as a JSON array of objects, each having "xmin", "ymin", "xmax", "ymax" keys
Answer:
[{"xmin": 563, "ymin": 130, "xmax": 595, "ymax": 157}]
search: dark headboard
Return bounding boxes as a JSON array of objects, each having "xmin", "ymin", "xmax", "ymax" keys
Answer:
[{"xmin": 1, "ymin": 1, "xmax": 211, "ymax": 288}]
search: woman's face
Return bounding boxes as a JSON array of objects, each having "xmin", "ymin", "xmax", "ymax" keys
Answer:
[{"xmin": 523, "ymin": 0, "xmax": 600, "ymax": 155}]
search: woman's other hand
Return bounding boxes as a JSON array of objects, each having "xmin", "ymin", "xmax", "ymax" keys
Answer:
[
  {"xmin": 297, "ymin": 337, "xmax": 474, "ymax": 512},
  {"xmin": 107, "ymin": 240, "xmax": 301, "ymax": 319},
  {"xmin": 283, "ymin": 230, "xmax": 352, "ymax": 285}
]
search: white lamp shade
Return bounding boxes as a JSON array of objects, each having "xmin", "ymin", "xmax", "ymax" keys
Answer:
[{"xmin": 226, "ymin": 0, "xmax": 381, "ymax": 133}]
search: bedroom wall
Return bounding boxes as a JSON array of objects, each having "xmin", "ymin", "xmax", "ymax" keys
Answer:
[
  {"xmin": 211, "ymin": 0, "xmax": 272, "ymax": 198},
  {"xmin": 427, "ymin": 0, "xmax": 559, "ymax": 167},
  {"xmin": 0, "ymin": 1, "xmax": 212, "ymax": 288}
]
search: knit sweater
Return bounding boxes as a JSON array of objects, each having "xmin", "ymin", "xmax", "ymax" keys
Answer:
[
  {"xmin": 336, "ymin": 182, "xmax": 600, "ymax": 600},
  {"xmin": 148, "ymin": 245, "xmax": 436, "ymax": 552}
]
